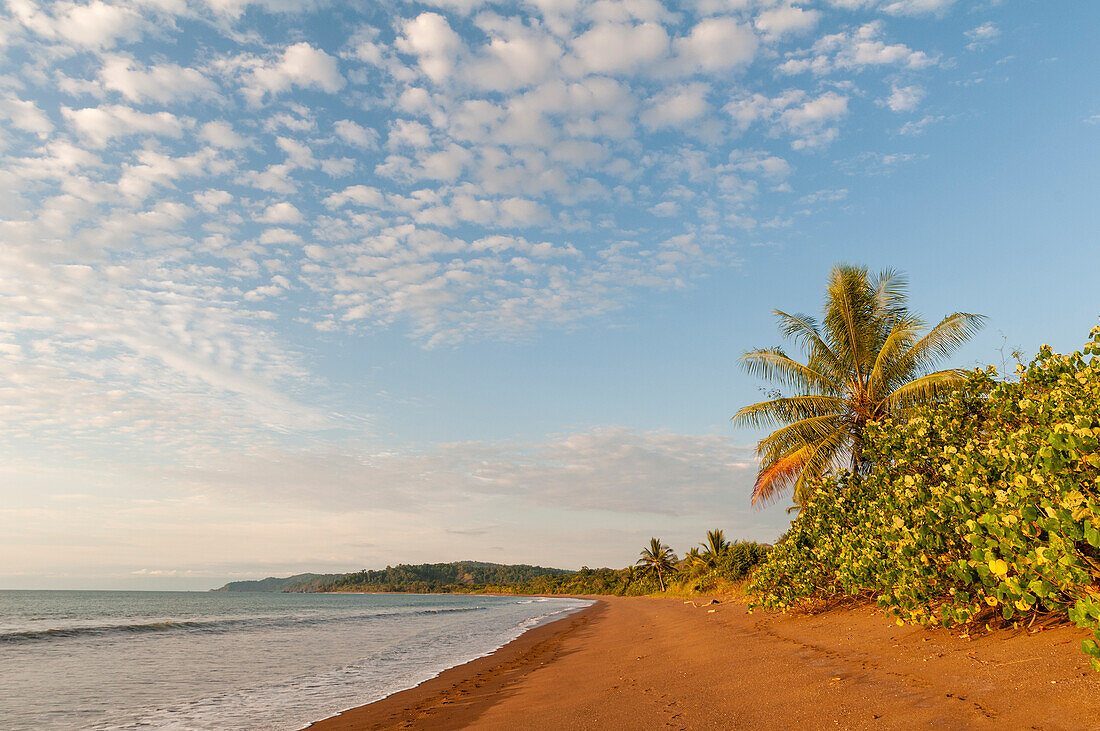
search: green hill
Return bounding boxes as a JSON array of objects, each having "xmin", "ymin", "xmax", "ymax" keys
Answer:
[
  {"xmin": 212, "ymin": 562, "xmax": 573, "ymax": 593},
  {"xmin": 212, "ymin": 573, "xmax": 342, "ymax": 592}
]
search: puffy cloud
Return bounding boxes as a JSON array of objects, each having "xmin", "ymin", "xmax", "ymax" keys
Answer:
[
  {"xmin": 468, "ymin": 16, "xmax": 563, "ymax": 91},
  {"xmin": 965, "ymin": 22, "xmax": 1000, "ymax": 50},
  {"xmin": 334, "ymin": 120, "xmax": 379, "ymax": 148},
  {"xmin": 674, "ymin": 17, "xmax": 758, "ymax": 72},
  {"xmin": 396, "ymin": 12, "xmax": 464, "ymax": 83},
  {"xmin": 780, "ymin": 21, "xmax": 935, "ymax": 75},
  {"xmin": 641, "ymin": 83, "xmax": 710, "ymax": 129},
  {"xmin": 257, "ymin": 201, "xmax": 302, "ymax": 224},
  {"xmin": 200, "ymin": 121, "xmax": 248, "ymax": 149},
  {"xmin": 879, "ymin": 0, "xmax": 955, "ymax": 16},
  {"xmin": 61, "ymin": 105, "xmax": 189, "ymax": 148},
  {"xmin": 244, "ymin": 43, "xmax": 345, "ymax": 104},
  {"xmin": 569, "ymin": 22, "xmax": 670, "ymax": 74},
  {"xmin": 202, "ymin": 0, "xmax": 323, "ymax": 17},
  {"xmin": 779, "ymin": 91, "xmax": 849, "ymax": 149},
  {"xmin": 826, "ymin": 0, "xmax": 954, "ymax": 13},
  {"xmin": 324, "ymin": 184, "xmax": 387, "ymax": 208},
  {"xmin": 99, "ymin": 56, "xmax": 218, "ymax": 104},
  {"xmin": 0, "ymin": 95, "xmax": 53, "ymax": 138},
  {"xmin": 8, "ymin": 0, "xmax": 145, "ymax": 49},
  {"xmin": 885, "ymin": 84, "xmax": 924, "ymax": 112},
  {"xmin": 387, "ymin": 119, "xmax": 434, "ymax": 149},
  {"xmin": 754, "ymin": 5, "xmax": 820, "ymax": 39},
  {"xmin": 194, "ymin": 189, "xmax": 233, "ymax": 212}
]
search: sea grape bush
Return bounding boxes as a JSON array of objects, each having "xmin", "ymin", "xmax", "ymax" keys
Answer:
[{"xmin": 749, "ymin": 324, "xmax": 1100, "ymax": 669}]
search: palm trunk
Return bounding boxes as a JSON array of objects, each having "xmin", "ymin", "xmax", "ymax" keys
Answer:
[{"xmin": 657, "ymin": 568, "xmax": 665, "ymax": 592}]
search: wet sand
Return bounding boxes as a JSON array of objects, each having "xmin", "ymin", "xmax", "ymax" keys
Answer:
[{"xmin": 307, "ymin": 595, "xmax": 1098, "ymax": 730}]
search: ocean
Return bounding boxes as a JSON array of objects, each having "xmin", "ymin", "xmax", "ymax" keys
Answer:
[{"xmin": 0, "ymin": 590, "xmax": 592, "ymax": 730}]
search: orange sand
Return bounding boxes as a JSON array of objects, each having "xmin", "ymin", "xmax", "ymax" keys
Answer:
[{"xmin": 308, "ymin": 595, "xmax": 1098, "ymax": 730}]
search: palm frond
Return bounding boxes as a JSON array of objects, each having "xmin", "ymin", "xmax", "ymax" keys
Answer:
[
  {"xmin": 731, "ymin": 395, "xmax": 846, "ymax": 429},
  {"xmin": 883, "ymin": 369, "xmax": 970, "ymax": 410},
  {"xmin": 871, "ymin": 268, "xmax": 908, "ymax": 317},
  {"xmin": 791, "ymin": 428, "xmax": 850, "ymax": 505},
  {"xmin": 740, "ymin": 348, "xmax": 842, "ymax": 394},
  {"xmin": 868, "ymin": 315, "xmax": 922, "ymax": 397},
  {"xmin": 752, "ymin": 447, "xmax": 809, "ymax": 506},
  {"xmin": 774, "ymin": 310, "xmax": 845, "ymax": 381},
  {"xmin": 822, "ymin": 265, "xmax": 874, "ymax": 383},
  {"xmin": 887, "ymin": 312, "xmax": 987, "ymax": 381},
  {"xmin": 754, "ymin": 415, "xmax": 844, "ymax": 463}
]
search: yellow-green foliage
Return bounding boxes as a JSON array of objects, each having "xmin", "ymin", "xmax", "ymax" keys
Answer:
[{"xmin": 749, "ymin": 324, "xmax": 1100, "ymax": 669}]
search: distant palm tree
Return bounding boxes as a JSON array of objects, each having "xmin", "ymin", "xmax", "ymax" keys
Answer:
[
  {"xmin": 637, "ymin": 537, "xmax": 677, "ymax": 591},
  {"xmin": 699, "ymin": 529, "xmax": 731, "ymax": 566},
  {"xmin": 683, "ymin": 547, "xmax": 708, "ymax": 577},
  {"xmin": 733, "ymin": 264, "xmax": 985, "ymax": 507}
]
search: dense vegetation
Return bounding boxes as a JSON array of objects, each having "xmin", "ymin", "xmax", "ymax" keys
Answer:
[
  {"xmin": 213, "ymin": 538, "xmax": 771, "ymax": 597},
  {"xmin": 748, "ymin": 326, "xmax": 1100, "ymax": 669},
  {"xmin": 214, "ymin": 573, "xmax": 344, "ymax": 592},
  {"xmin": 313, "ymin": 562, "xmax": 570, "ymax": 593},
  {"xmin": 482, "ymin": 534, "xmax": 770, "ymax": 596}
]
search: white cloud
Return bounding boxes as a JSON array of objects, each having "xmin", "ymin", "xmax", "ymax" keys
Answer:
[
  {"xmin": 200, "ymin": 121, "xmax": 248, "ymax": 149},
  {"xmin": 570, "ymin": 22, "xmax": 670, "ymax": 74},
  {"xmin": 203, "ymin": 0, "xmax": 322, "ymax": 18},
  {"xmin": 965, "ymin": 22, "xmax": 1000, "ymax": 50},
  {"xmin": 650, "ymin": 200, "xmax": 679, "ymax": 216},
  {"xmin": 674, "ymin": 17, "xmax": 758, "ymax": 72},
  {"xmin": 0, "ymin": 95, "xmax": 53, "ymax": 138},
  {"xmin": 240, "ymin": 163, "xmax": 297, "ymax": 194},
  {"xmin": 779, "ymin": 91, "xmax": 848, "ymax": 149},
  {"xmin": 782, "ymin": 21, "xmax": 935, "ymax": 75},
  {"xmin": 754, "ymin": 5, "xmax": 820, "ymax": 39},
  {"xmin": 194, "ymin": 189, "xmax": 233, "ymax": 212},
  {"xmin": 387, "ymin": 119, "xmax": 434, "ymax": 149},
  {"xmin": 324, "ymin": 185, "xmax": 387, "ymax": 209},
  {"xmin": 825, "ymin": 0, "xmax": 954, "ymax": 14},
  {"xmin": 885, "ymin": 84, "xmax": 924, "ymax": 112},
  {"xmin": 258, "ymin": 201, "xmax": 302, "ymax": 224},
  {"xmin": 334, "ymin": 120, "xmax": 379, "ymax": 149},
  {"xmin": 468, "ymin": 16, "xmax": 563, "ymax": 91},
  {"xmin": 641, "ymin": 83, "xmax": 710, "ymax": 129},
  {"xmin": 9, "ymin": 0, "xmax": 145, "ymax": 49},
  {"xmin": 61, "ymin": 105, "xmax": 190, "ymax": 148},
  {"xmin": 396, "ymin": 12, "xmax": 464, "ymax": 83},
  {"xmin": 244, "ymin": 43, "xmax": 345, "ymax": 104},
  {"xmin": 880, "ymin": 0, "xmax": 955, "ymax": 16},
  {"xmin": 99, "ymin": 56, "xmax": 217, "ymax": 104},
  {"xmin": 898, "ymin": 114, "xmax": 943, "ymax": 135},
  {"xmin": 276, "ymin": 136, "xmax": 318, "ymax": 168}
]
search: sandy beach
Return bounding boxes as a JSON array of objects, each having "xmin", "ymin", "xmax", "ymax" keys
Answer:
[{"xmin": 308, "ymin": 595, "xmax": 1098, "ymax": 730}]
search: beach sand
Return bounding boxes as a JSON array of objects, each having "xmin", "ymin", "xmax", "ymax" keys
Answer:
[{"xmin": 307, "ymin": 596, "xmax": 1099, "ymax": 730}]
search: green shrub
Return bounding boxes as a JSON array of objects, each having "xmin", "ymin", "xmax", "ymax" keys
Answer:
[{"xmin": 749, "ymin": 324, "xmax": 1100, "ymax": 669}]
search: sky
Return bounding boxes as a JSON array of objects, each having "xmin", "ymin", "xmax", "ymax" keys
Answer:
[{"xmin": 1, "ymin": 0, "xmax": 1098, "ymax": 590}]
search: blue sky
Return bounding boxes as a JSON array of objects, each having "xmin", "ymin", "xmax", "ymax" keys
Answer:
[{"xmin": 1, "ymin": 0, "xmax": 1098, "ymax": 589}]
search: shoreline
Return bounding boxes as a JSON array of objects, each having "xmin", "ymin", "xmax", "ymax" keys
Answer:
[
  {"xmin": 305, "ymin": 598, "xmax": 602, "ymax": 730},
  {"xmin": 307, "ymin": 595, "xmax": 1098, "ymax": 730}
]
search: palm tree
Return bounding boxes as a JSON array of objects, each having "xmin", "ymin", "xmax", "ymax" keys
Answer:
[
  {"xmin": 733, "ymin": 264, "xmax": 985, "ymax": 507},
  {"xmin": 683, "ymin": 547, "xmax": 708, "ymax": 577},
  {"xmin": 699, "ymin": 529, "xmax": 731, "ymax": 566},
  {"xmin": 637, "ymin": 537, "xmax": 677, "ymax": 591}
]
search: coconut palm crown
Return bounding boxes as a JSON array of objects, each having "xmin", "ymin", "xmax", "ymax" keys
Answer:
[
  {"xmin": 699, "ymin": 529, "xmax": 731, "ymax": 566},
  {"xmin": 733, "ymin": 264, "xmax": 985, "ymax": 507},
  {"xmin": 637, "ymin": 537, "xmax": 677, "ymax": 591}
]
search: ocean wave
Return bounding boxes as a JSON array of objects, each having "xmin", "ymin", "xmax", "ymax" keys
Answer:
[{"xmin": 0, "ymin": 605, "xmax": 488, "ymax": 645}]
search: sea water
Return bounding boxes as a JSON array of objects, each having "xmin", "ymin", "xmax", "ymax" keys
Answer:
[{"xmin": 0, "ymin": 590, "xmax": 592, "ymax": 730}]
